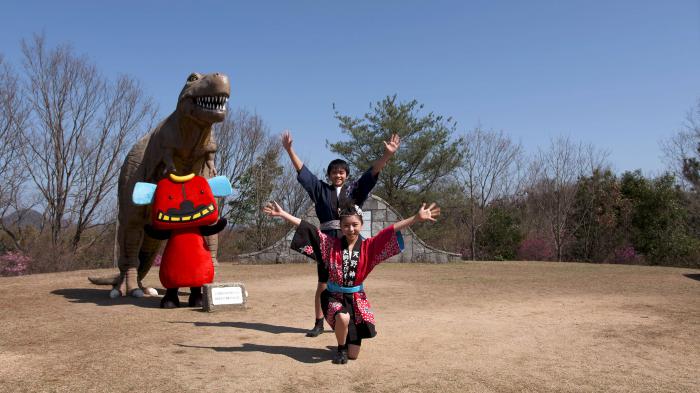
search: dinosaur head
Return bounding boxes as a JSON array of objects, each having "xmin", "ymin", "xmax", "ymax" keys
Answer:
[{"xmin": 177, "ymin": 72, "xmax": 230, "ymax": 125}]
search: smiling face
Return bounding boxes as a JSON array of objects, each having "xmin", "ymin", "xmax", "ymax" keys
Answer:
[
  {"xmin": 328, "ymin": 168, "xmax": 347, "ymax": 187},
  {"xmin": 151, "ymin": 174, "xmax": 219, "ymax": 230},
  {"xmin": 340, "ymin": 214, "xmax": 363, "ymax": 242}
]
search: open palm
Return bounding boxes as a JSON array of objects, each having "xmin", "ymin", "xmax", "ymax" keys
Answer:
[
  {"xmin": 281, "ymin": 130, "xmax": 293, "ymax": 150},
  {"xmin": 383, "ymin": 134, "xmax": 401, "ymax": 155},
  {"xmin": 263, "ymin": 201, "xmax": 283, "ymax": 217},
  {"xmin": 417, "ymin": 202, "xmax": 440, "ymax": 222}
]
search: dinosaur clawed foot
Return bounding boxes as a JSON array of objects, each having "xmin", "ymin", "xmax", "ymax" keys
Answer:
[
  {"xmin": 143, "ymin": 287, "xmax": 158, "ymax": 296},
  {"xmin": 109, "ymin": 288, "xmax": 122, "ymax": 298}
]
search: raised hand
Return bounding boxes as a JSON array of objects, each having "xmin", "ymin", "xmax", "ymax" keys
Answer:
[
  {"xmin": 383, "ymin": 133, "xmax": 401, "ymax": 156},
  {"xmin": 263, "ymin": 201, "xmax": 284, "ymax": 217},
  {"xmin": 416, "ymin": 202, "xmax": 440, "ymax": 222},
  {"xmin": 281, "ymin": 130, "xmax": 293, "ymax": 151}
]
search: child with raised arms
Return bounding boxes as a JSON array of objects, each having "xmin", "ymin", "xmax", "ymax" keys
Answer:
[
  {"xmin": 263, "ymin": 200, "xmax": 440, "ymax": 364},
  {"xmin": 281, "ymin": 130, "xmax": 400, "ymax": 337}
]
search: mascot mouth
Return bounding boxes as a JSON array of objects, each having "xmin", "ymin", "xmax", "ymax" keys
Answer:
[
  {"xmin": 194, "ymin": 95, "xmax": 228, "ymax": 112},
  {"xmin": 157, "ymin": 203, "xmax": 216, "ymax": 222}
]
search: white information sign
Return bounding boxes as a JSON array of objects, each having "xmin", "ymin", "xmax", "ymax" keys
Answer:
[
  {"xmin": 211, "ymin": 286, "xmax": 244, "ymax": 305},
  {"xmin": 361, "ymin": 210, "xmax": 372, "ymax": 238}
]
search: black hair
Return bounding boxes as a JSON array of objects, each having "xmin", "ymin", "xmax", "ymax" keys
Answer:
[
  {"xmin": 338, "ymin": 200, "xmax": 363, "ymax": 224},
  {"xmin": 326, "ymin": 159, "xmax": 350, "ymax": 178}
]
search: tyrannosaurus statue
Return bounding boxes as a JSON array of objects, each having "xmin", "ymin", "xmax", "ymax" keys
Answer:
[{"xmin": 88, "ymin": 72, "xmax": 230, "ymax": 297}]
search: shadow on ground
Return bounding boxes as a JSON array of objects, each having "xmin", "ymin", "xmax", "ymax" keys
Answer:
[
  {"xmin": 170, "ymin": 321, "xmax": 324, "ymax": 334},
  {"xmin": 683, "ymin": 273, "xmax": 700, "ymax": 282},
  {"xmin": 51, "ymin": 288, "xmax": 161, "ymax": 308},
  {"xmin": 177, "ymin": 343, "xmax": 333, "ymax": 363}
]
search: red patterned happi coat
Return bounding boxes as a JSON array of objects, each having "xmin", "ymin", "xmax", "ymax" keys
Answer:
[{"xmin": 291, "ymin": 220, "xmax": 404, "ymax": 340}]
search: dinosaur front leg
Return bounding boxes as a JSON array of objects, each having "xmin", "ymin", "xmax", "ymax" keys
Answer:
[
  {"xmin": 205, "ymin": 151, "xmax": 217, "ymax": 176},
  {"xmin": 163, "ymin": 149, "xmax": 177, "ymax": 175}
]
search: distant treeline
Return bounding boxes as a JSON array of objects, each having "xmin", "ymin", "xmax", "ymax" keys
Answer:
[{"xmin": 1, "ymin": 35, "xmax": 699, "ymax": 275}]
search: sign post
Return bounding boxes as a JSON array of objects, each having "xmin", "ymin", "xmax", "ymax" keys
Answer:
[{"xmin": 202, "ymin": 282, "xmax": 248, "ymax": 312}]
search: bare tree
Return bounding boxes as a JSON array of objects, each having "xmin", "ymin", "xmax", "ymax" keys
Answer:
[
  {"xmin": 526, "ymin": 136, "xmax": 609, "ymax": 261},
  {"xmin": 213, "ymin": 110, "xmax": 310, "ymax": 252},
  {"xmin": 214, "ymin": 109, "xmax": 273, "ymax": 220},
  {"xmin": 68, "ymin": 75, "xmax": 156, "ymax": 249},
  {"xmin": 456, "ymin": 127, "xmax": 524, "ymax": 260},
  {"xmin": 19, "ymin": 34, "xmax": 155, "ymax": 249},
  {"xmin": 0, "ymin": 55, "xmax": 33, "ymax": 251},
  {"xmin": 660, "ymin": 99, "xmax": 700, "ymax": 189},
  {"xmin": 271, "ymin": 164, "xmax": 310, "ymax": 218}
]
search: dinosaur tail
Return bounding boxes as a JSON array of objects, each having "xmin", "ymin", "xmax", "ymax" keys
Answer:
[{"xmin": 88, "ymin": 273, "xmax": 120, "ymax": 286}]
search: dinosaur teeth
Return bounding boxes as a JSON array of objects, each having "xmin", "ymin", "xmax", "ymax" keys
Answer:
[{"xmin": 196, "ymin": 96, "xmax": 228, "ymax": 110}]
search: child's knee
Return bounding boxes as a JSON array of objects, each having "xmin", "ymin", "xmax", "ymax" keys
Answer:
[
  {"xmin": 348, "ymin": 344, "xmax": 361, "ymax": 359},
  {"xmin": 335, "ymin": 312, "xmax": 350, "ymax": 325}
]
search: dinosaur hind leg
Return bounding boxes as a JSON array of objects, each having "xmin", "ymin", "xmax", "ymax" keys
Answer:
[
  {"xmin": 118, "ymin": 219, "xmax": 147, "ymax": 297},
  {"xmin": 137, "ymin": 235, "xmax": 162, "ymax": 296}
]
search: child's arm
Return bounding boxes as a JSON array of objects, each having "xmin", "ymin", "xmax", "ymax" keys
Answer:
[
  {"xmin": 393, "ymin": 203, "xmax": 440, "ymax": 232},
  {"xmin": 265, "ymin": 201, "xmax": 335, "ymax": 262},
  {"xmin": 347, "ymin": 134, "xmax": 401, "ymax": 205},
  {"xmin": 371, "ymin": 133, "xmax": 401, "ymax": 176},
  {"xmin": 281, "ymin": 130, "xmax": 304, "ymax": 172},
  {"xmin": 282, "ymin": 129, "xmax": 324, "ymax": 203},
  {"xmin": 263, "ymin": 201, "xmax": 301, "ymax": 227}
]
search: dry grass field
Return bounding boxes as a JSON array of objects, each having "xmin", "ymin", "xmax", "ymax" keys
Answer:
[{"xmin": 1, "ymin": 261, "xmax": 698, "ymax": 393}]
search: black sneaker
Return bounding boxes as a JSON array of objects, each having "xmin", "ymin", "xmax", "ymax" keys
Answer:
[
  {"xmin": 306, "ymin": 324, "xmax": 324, "ymax": 337},
  {"xmin": 332, "ymin": 348, "xmax": 348, "ymax": 364}
]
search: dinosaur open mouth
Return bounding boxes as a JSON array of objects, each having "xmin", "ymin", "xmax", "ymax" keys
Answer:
[
  {"xmin": 195, "ymin": 95, "xmax": 228, "ymax": 111},
  {"xmin": 157, "ymin": 204, "xmax": 216, "ymax": 223}
]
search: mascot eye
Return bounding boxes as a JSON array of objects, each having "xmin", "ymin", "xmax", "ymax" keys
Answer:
[
  {"xmin": 200, "ymin": 190, "xmax": 205, "ymax": 194},
  {"xmin": 168, "ymin": 195, "xmax": 174, "ymax": 200},
  {"xmin": 187, "ymin": 74, "xmax": 199, "ymax": 82}
]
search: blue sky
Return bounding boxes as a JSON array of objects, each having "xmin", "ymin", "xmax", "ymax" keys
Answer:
[{"xmin": 2, "ymin": 1, "xmax": 699, "ymax": 176}]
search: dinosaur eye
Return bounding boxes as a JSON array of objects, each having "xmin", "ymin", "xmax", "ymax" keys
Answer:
[
  {"xmin": 187, "ymin": 73, "xmax": 199, "ymax": 82},
  {"xmin": 200, "ymin": 189, "xmax": 205, "ymax": 194}
]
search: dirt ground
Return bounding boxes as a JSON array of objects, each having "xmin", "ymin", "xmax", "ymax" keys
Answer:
[{"xmin": 1, "ymin": 261, "xmax": 699, "ymax": 393}]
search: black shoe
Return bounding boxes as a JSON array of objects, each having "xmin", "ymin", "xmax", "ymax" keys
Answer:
[
  {"xmin": 332, "ymin": 348, "xmax": 348, "ymax": 364},
  {"xmin": 188, "ymin": 287, "xmax": 203, "ymax": 307},
  {"xmin": 306, "ymin": 319, "xmax": 324, "ymax": 337},
  {"xmin": 160, "ymin": 288, "xmax": 180, "ymax": 309}
]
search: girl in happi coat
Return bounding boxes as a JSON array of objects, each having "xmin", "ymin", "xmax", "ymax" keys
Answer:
[{"xmin": 263, "ymin": 200, "xmax": 440, "ymax": 364}]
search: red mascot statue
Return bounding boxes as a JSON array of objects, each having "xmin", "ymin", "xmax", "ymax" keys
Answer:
[{"xmin": 132, "ymin": 173, "xmax": 232, "ymax": 308}]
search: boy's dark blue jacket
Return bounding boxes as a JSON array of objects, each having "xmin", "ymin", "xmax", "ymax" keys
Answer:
[{"xmin": 296, "ymin": 164, "xmax": 378, "ymax": 232}]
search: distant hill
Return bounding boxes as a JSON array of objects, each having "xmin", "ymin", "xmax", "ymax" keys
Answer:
[{"xmin": 2, "ymin": 209, "xmax": 44, "ymax": 229}]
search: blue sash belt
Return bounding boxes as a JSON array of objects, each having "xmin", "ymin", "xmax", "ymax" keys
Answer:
[{"xmin": 327, "ymin": 282, "xmax": 364, "ymax": 293}]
